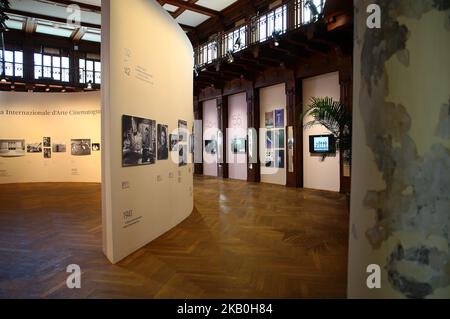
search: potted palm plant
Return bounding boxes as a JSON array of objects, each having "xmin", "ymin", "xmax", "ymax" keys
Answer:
[
  {"xmin": 0, "ymin": 0, "xmax": 9, "ymax": 33},
  {"xmin": 303, "ymin": 97, "xmax": 352, "ymax": 202}
]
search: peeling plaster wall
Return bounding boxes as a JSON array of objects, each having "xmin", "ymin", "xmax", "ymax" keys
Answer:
[{"xmin": 348, "ymin": 0, "xmax": 450, "ymax": 298}]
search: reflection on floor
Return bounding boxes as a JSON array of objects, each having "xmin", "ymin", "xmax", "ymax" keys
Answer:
[{"xmin": 0, "ymin": 177, "xmax": 349, "ymax": 298}]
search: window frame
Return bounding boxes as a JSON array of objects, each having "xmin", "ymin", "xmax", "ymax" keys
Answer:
[
  {"xmin": 34, "ymin": 50, "xmax": 70, "ymax": 83},
  {"xmin": 0, "ymin": 49, "xmax": 24, "ymax": 79}
]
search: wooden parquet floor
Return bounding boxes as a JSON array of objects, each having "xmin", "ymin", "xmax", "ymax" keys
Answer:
[{"xmin": 0, "ymin": 177, "xmax": 349, "ymax": 299}]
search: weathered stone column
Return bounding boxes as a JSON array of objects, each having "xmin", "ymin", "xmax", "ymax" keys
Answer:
[{"xmin": 348, "ymin": 0, "xmax": 450, "ymax": 298}]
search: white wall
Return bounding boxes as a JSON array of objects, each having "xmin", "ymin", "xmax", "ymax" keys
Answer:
[
  {"xmin": 227, "ymin": 93, "xmax": 247, "ymax": 181},
  {"xmin": 102, "ymin": 0, "xmax": 194, "ymax": 263},
  {"xmin": 259, "ymin": 83, "xmax": 286, "ymax": 186},
  {"xmin": 0, "ymin": 91, "xmax": 101, "ymax": 184},
  {"xmin": 302, "ymin": 72, "xmax": 341, "ymax": 192},
  {"xmin": 202, "ymin": 99, "xmax": 218, "ymax": 177}
]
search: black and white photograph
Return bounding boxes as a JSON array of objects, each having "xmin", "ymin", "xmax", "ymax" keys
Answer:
[
  {"xmin": 204, "ymin": 140, "xmax": 217, "ymax": 155},
  {"xmin": 170, "ymin": 134, "xmax": 178, "ymax": 151},
  {"xmin": 0, "ymin": 139, "xmax": 26, "ymax": 157},
  {"xmin": 157, "ymin": 124, "xmax": 169, "ymax": 160},
  {"xmin": 43, "ymin": 148, "xmax": 51, "ymax": 159},
  {"xmin": 275, "ymin": 150, "xmax": 285, "ymax": 169},
  {"xmin": 71, "ymin": 139, "xmax": 91, "ymax": 156},
  {"xmin": 27, "ymin": 143, "xmax": 42, "ymax": 153},
  {"xmin": 43, "ymin": 137, "xmax": 51, "ymax": 148},
  {"xmin": 92, "ymin": 143, "xmax": 101, "ymax": 151},
  {"xmin": 179, "ymin": 144, "xmax": 187, "ymax": 167},
  {"xmin": 52, "ymin": 144, "xmax": 66, "ymax": 153},
  {"xmin": 178, "ymin": 120, "xmax": 188, "ymax": 143},
  {"xmin": 122, "ymin": 115, "xmax": 156, "ymax": 166},
  {"xmin": 265, "ymin": 150, "xmax": 274, "ymax": 168},
  {"xmin": 231, "ymin": 138, "xmax": 246, "ymax": 154}
]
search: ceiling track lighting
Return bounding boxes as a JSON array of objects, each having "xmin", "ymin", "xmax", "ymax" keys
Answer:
[
  {"xmin": 227, "ymin": 51, "xmax": 234, "ymax": 64},
  {"xmin": 272, "ymin": 30, "xmax": 282, "ymax": 47},
  {"xmin": 193, "ymin": 65, "xmax": 200, "ymax": 77}
]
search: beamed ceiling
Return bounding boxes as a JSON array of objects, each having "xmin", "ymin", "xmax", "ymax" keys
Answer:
[{"xmin": 3, "ymin": 0, "xmax": 245, "ymax": 43}]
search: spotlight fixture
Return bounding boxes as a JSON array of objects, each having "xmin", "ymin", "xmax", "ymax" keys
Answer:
[
  {"xmin": 193, "ymin": 65, "xmax": 200, "ymax": 77},
  {"xmin": 234, "ymin": 37, "xmax": 241, "ymax": 51},
  {"xmin": 227, "ymin": 50, "xmax": 234, "ymax": 64},
  {"xmin": 272, "ymin": 30, "xmax": 282, "ymax": 47}
]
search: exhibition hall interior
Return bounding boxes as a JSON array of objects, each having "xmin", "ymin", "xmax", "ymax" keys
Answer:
[{"xmin": 0, "ymin": 0, "xmax": 449, "ymax": 300}]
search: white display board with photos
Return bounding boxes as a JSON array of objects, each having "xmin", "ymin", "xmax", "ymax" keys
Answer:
[{"xmin": 0, "ymin": 91, "xmax": 101, "ymax": 183}]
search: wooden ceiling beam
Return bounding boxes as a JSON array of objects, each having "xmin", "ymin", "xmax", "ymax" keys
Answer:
[
  {"xmin": 24, "ymin": 17, "xmax": 37, "ymax": 34},
  {"xmin": 163, "ymin": 0, "xmax": 220, "ymax": 18},
  {"xmin": 5, "ymin": 8, "xmax": 100, "ymax": 29},
  {"xmin": 71, "ymin": 26, "xmax": 87, "ymax": 42},
  {"xmin": 179, "ymin": 23, "xmax": 196, "ymax": 33},
  {"xmin": 173, "ymin": 0, "xmax": 198, "ymax": 19}
]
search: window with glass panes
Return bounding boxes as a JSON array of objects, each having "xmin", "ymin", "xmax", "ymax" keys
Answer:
[
  {"xmin": 34, "ymin": 53, "xmax": 70, "ymax": 82},
  {"xmin": 79, "ymin": 58, "xmax": 101, "ymax": 84},
  {"xmin": 0, "ymin": 50, "xmax": 24, "ymax": 78}
]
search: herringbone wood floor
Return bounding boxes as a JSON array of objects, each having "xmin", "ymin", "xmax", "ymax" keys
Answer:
[{"xmin": 0, "ymin": 177, "xmax": 349, "ymax": 299}]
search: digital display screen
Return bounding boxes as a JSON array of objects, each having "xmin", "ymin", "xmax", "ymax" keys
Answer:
[
  {"xmin": 309, "ymin": 135, "xmax": 336, "ymax": 154},
  {"xmin": 313, "ymin": 136, "xmax": 330, "ymax": 152}
]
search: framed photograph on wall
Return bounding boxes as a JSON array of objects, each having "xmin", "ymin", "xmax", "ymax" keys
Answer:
[
  {"xmin": 178, "ymin": 120, "xmax": 188, "ymax": 143},
  {"xmin": 275, "ymin": 150, "xmax": 285, "ymax": 169},
  {"xmin": 274, "ymin": 129, "xmax": 285, "ymax": 149},
  {"xmin": 157, "ymin": 124, "xmax": 169, "ymax": 160},
  {"xmin": 266, "ymin": 131, "xmax": 273, "ymax": 149},
  {"xmin": 265, "ymin": 111, "xmax": 274, "ymax": 128},
  {"xmin": 71, "ymin": 139, "xmax": 91, "ymax": 156},
  {"xmin": 204, "ymin": 140, "xmax": 217, "ymax": 155},
  {"xmin": 27, "ymin": 143, "xmax": 42, "ymax": 153},
  {"xmin": 265, "ymin": 150, "xmax": 274, "ymax": 168},
  {"xmin": 52, "ymin": 144, "xmax": 67, "ymax": 153},
  {"xmin": 0, "ymin": 139, "xmax": 26, "ymax": 157},
  {"xmin": 170, "ymin": 134, "xmax": 179, "ymax": 151},
  {"xmin": 44, "ymin": 148, "xmax": 52, "ymax": 159},
  {"xmin": 231, "ymin": 138, "xmax": 246, "ymax": 154},
  {"xmin": 43, "ymin": 137, "xmax": 51, "ymax": 148},
  {"xmin": 122, "ymin": 115, "xmax": 156, "ymax": 166},
  {"xmin": 275, "ymin": 109, "xmax": 284, "ymax": 128},
  {"xmin": 92, "ymin": 143, "xmax": 101, "ymax": 151},
  {"xmin": 179, "ymin": 145, "xmax": 187, "ymax": 167}
]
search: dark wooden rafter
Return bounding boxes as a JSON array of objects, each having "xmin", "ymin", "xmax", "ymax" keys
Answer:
[
  {"xmin": 5, "ymin": 8, "xmax": 100, "ymax": 29},
  {"xmin": 163, "ymin": 0, "xmax": 220, "ymax": 18}
]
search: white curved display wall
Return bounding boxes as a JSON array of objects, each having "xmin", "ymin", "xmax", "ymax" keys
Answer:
[{"xmin": 101, "ymin": 0, "xmax": 194, "ymax": 263}]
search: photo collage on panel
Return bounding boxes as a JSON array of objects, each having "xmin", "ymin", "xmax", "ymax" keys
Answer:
[{"xmin": 265, "ymin": 109, "xmax": 285, "ymax": 169}]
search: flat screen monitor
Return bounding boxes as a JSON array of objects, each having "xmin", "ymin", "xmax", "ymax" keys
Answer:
[{"xmin": 309, "ymin": 135, "xmax": 336, "ymax": 154}]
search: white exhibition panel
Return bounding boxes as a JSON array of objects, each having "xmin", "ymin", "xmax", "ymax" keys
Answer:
[
  {"xmin": 227, "ymin": 93, "xmax": 247, "ymax": 181},
  {"xmin": 259, "ymin": 83, "xmax": 287, "ymax": 186},
  {"xmin": 0, "ymin": 91, "xmax": 101, "ymax": 184},
  {"xmin": 202, "ymin": 99, "xmax": 218, "ymax": 177},
  {"xmin": 102, "ymin": 0, "xmax": 194, "ymax": 263},
  {"xmin": 302, "ymin": 72, "xmax": 341, "ymax": 192}
]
